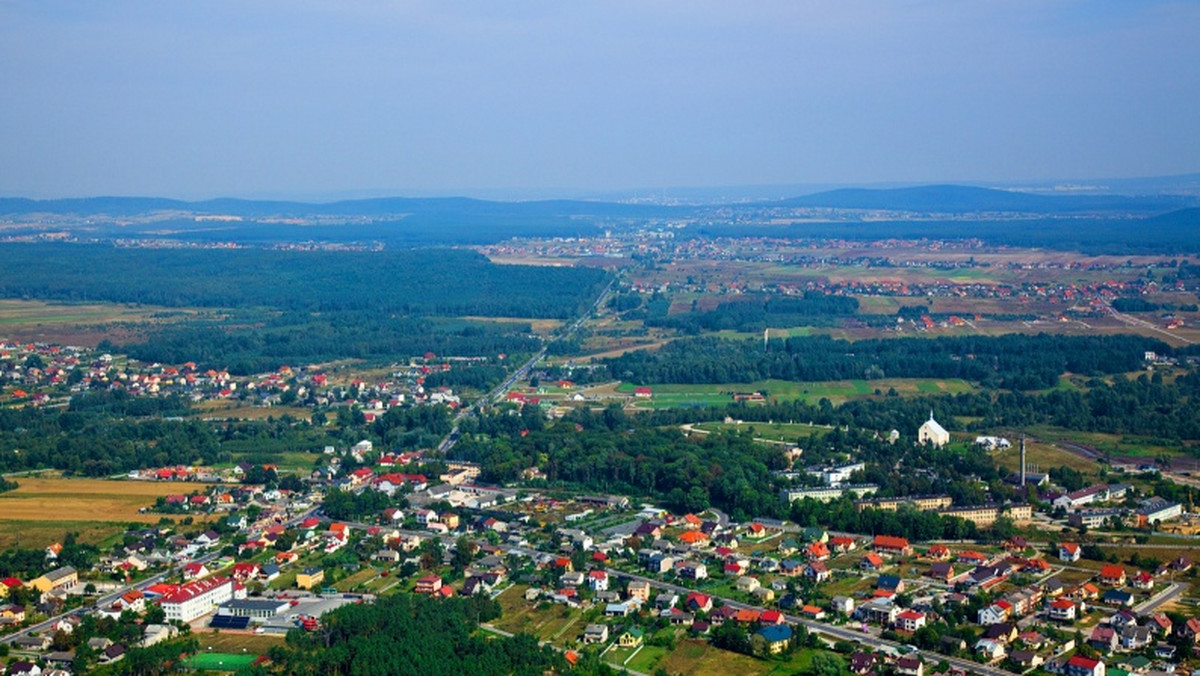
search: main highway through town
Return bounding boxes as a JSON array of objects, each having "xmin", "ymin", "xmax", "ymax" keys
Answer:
[{"xmin": 436, "ymin": 274, "xmax": 619, "ymax": 454}]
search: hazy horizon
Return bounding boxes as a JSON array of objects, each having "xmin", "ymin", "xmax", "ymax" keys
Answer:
[{"xmin": 2, "ymin": 1, "xmax": 1198, "ymax": 200}]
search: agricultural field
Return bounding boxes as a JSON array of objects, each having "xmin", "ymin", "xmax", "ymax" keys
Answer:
[
  {"xmin": 0, "ymin": 475, "xmax": 213, "ymax": 548},
  {"xmin": 460, "ymin": 316, "xmax": 565, "ymax": 335},
  {"xmin": 621, "ymin": 377, "xmax": 974, "ymax": 408},
  {"xmin": 493, "ymin": 585, "xmax": 589, "ymax": 643},
  {"xmin": 653, "ymin": 638, "xmax": 827, "ymax": 676},
  {"xmin": 192, "ymin": 400, "xmax": 314, "ymax": 422},
  {"xmin": 0, "ymin": 298, "xmax": 195, "ymax": 346}
]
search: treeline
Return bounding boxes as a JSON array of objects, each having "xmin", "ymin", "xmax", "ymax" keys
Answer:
[
  {"xmin": 422, "ymin": 362, "xmax": 511, "ymax": 392},
  {"xmin": 0, "ymin": 405, "xmax": 223, "ymax": 476},
  {"xmin": 113, "ymin": 311, "xmax": 541, "ymax": 375},
  {"xmin": 67, "ymin": 389, "xmax": 193, "ymax": 417},
  {"xmin": 0, "ymin": 244, "xmax": 608, "ymax": 319},
  {"xmin": 263, "ymin": 592, "xmax": 607, "ymax": 676},
  {"xmin": 639, "ymin": 371, "xmax": 1200, "ymax": 444},
  {"xmin": 788, "ymin": 499, "xmax": 982, "ymax": 542},
  {"xmin": 603, "ymin": 333, "xmax": 1167, "ymax": 390},
  {"xmin": 452, "ymin": 405, "xmax": 788, "ymax": 521},
  {"xmin": 643, "ymin": 293, "xmax": 860, "ymax": 333}
]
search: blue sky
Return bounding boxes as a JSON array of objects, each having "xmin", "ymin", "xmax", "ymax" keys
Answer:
[{"xmin": 1, "ymin": 1, "xmax": 1197, "ymax": 199}]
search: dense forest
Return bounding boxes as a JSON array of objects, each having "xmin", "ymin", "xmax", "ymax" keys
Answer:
[
  {"xmin": 0, "ymin": 244, "xmax": 608, "ymax": 318},
  {"xmin": 603, "ymin": 333, "xmax": 1168, "ymax": 390},
  {"xmin": 639, "ymin": 293, "xmax": 861, "ymax": 333},
  {"xmin": 258, "ymin": 592, "xmax": 613, "ymax": 676},
  {"xmin": 0, "ymin": 404, "xmax": 223, "ymax": 476},
  {"xmin": 0, "ymin": 243, "xmax": 611, "ymax": 372},
  {"xmin": 112, "ymin": 311, "xmax": 542, "ymax": 375}
]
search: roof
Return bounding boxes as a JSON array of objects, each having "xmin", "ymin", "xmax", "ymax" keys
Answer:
[
  {"xmin": 1068, "ymin": 655, "xmax": 1100, "ymax": 669},
  {"xmin": 160, "ymin": 576, "xmax": 231, "ymax": 605},
  {"xmin": 757, "ymin": 624, "xmax": 793, "ymax": 643},
  {"xmin": 873, "ymin": 535, "xmax": 909, "ymax": 549}
]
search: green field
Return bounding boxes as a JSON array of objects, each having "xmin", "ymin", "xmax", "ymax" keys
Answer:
[
  {"xmin": 623, "ymin": 377, "xmax": 974, "ymax": 408},
  {"xmin": 184, "ymin": 653, "xmax": 258, "ymax": 671}
]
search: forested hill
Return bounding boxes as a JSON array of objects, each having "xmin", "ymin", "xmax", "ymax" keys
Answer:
[
  {"xmin": 767, "ymin": 184, "xmax": 1196, "ymax": 213},
  {"xmin": 603, "ymin": 333, "xmax": 1168, "ymax": 390},
  {"xmin": 0, "ymin": 244, "xmax": 608, "ymax": 319}
]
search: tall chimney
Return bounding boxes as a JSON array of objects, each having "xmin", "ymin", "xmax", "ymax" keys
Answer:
[{"xmin": 1020, "ymin": 434, "xmax": 1027, "ymax": 487}]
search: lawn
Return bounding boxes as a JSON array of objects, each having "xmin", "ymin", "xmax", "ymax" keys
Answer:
[
  {"xmin": 184, "ymin": 653, "xmax": 258, "ymax": 671},
  {"xmin": 193, "ymin": 632, "xmax": 286, "ymax": 655},
  {"xmin": 693, "ymin": 421, "xmax": 833, "ymax": 443}
]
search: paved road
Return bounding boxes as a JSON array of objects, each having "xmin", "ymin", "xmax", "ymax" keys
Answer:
[
  {"xmin": 435, "ymin": 275, "xmax": 618, "ymax": 455},
  {"xmin": 1134, "ymin": 581, "xmax": 1184, "ymax": 614}
]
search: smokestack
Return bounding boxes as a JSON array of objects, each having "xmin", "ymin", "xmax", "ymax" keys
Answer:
[{"xmin": 1020, "ymin": 434, "xmax": 1027, "ymax": 487}]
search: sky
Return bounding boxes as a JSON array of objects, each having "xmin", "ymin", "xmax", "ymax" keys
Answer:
[{"xmin": 1, "ymin": 1, "xmax": 1198, "ymax": 200}]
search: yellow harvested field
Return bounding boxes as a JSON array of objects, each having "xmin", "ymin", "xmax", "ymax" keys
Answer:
[{"xmin": 0, "ymin": 476, "xmax": 211, "ymax": 524}]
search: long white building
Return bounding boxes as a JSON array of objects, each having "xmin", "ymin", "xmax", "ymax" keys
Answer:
[{"xmin": 160, "ymin": 576, "xmax": 235, "ymax": 622}]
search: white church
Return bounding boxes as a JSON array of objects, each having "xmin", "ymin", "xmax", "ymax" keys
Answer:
[{"xmin": 918, "ymin": 412, "xmax": 949, "ymax": 447}]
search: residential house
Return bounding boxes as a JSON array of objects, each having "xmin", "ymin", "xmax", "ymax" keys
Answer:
[
  {"xmin": 1090, "ymin": 626, "xmax": 1118, "ymax": 652},
  {"xmin": 416, "ymin": 575, "xmax": 443, "ymax": 595},
  {"xmin": 1100, "ymin": 565, "xmax": 1127, "ymax": 586},
  {"xmin": 860, "ymin": 553, "xmax": 886, "ymax": 571},
  {"xmin": 685, "ymin": 591, "xmax": 712, "ymax": 613},
  {"xmin": 618, "ymin": 628, "xmax": 644, "ymax": 648},
  {"xmin": 1049, "ymin": 598, "xmax": 1078, "ymax": 622},
  {"xmin": 627, "ymin": 580, "xmax": 652, "ymax": 602},
  {"xmin": 755, "ymin": 625, "xmax": 793, "ymax": 654},
  {"xmin": 1064, "ymin": 655, "xmax": 1105, "ymax": 676},
  {"xmin": 830, "ymin": 596, "xmax": 854, "ymax": 615},
  {"xmin": 736, "ymin": 576, "xmax": 761, "ymax": 594},
  {"xmin": 873, "ymin": 535, "xmax": 912, "ymax": 556},
  {"xmin": 928, "ymin": 562, "xmax": 955, "ymax": 582},
  {"xmin": 587, "ymin": 570, "xmax": 609, "ymax": 592},
  {"xmin": 1102, "ymin": 590, "xmax": 1134, "ymax": 607},
  {"xmin": 1119, "ymin": 625, "xmax": 1152, "ymax": 651},
  {"xmin": 897, "ymin": 655, "xmax": 925, "ymax": 676},
  {"xmin": 805, "ymin": 562, "xmax": 831, "ymax": 583},
  {"xmin": 974, "ymin": 638, "xmax": 1006, "ymax": 661},
  {"xmin": 1059, "ymin": 543, "xmax": 1082, "ymax": 562},
  {"xmin": 583, "ymin": 624, "xmax": 609, "ymax": 644},
  {"xmin": 896, "ymin": 610, "xmax": 927, "ymax": 632},
  {"xmin": 977, "ymin": 602, "xmax": 1010, "ymax": 626},
  {"xmin": 1009, "ymin": 651, "xmax": 1044, "ymax": 670}
]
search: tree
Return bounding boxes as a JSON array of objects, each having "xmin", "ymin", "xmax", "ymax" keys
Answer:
[{"xmin": 807, "ymin": 652, "xmax": 850, "ymax": 676}]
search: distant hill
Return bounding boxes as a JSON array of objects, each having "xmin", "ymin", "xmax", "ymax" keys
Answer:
[
  {"xmin": 769, "ymin": 184, "xmax": 1195, "ymax": 213},
  {"xmin": 0, "ymin": 195, "xmax": 675, "ymax": 219}
]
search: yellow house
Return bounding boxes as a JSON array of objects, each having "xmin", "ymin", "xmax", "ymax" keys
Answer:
[
  {"xmin": 28, "ymin": 566, "xmax": 78, "ymax": 593},
  {"xmin": 296, "ymin": 567, "xmax": 324, "ymax": 590},
  {"xmin": 441, "ymin": 513, "xmax": 460, "ymax": 530},
  {"xmin": 618, "ymin": 628, "xmax": 644, "ymax": 648}
]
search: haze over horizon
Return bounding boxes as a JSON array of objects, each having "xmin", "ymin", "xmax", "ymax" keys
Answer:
[{"xmin": 2, "ymin": 1, "xmax": 1198, "ymax": 201}]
